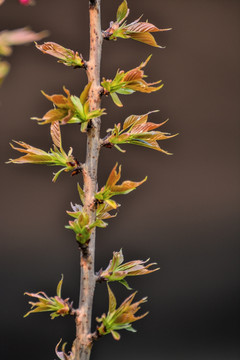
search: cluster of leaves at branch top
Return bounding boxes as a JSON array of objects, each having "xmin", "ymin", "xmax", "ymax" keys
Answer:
[
  {"xmin": 0, "ymin": 27, "xmax": 47, "ymax": 85},
  {"xmin": 8, "ymin": 122, "xmax": 81, "ymax": 182},
  {"xmin": 24, "ymin": 276, "xmax": 71, "ymax": 319},
  {"xmin": 98, "ymin": 249, "xmax": 159, "ymax": 290},
  {"xmin": 101, "ymin": 55, "xmax": 163, "ymax": 107},
  {"xmin": 96, "ymin": 284, "xmax": 148, "ymax": 340},
  {"xmin": 103, "ymin": 0, "xmax": 171, "ymax": 48},
  {"xmin": 32, "ymin": 83, "xmax": 105, "ymax": 131}
]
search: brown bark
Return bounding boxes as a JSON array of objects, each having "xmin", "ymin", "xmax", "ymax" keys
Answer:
[{"xmin": 72, "ymin": 1, "xmax": 102, "ymax": 359}]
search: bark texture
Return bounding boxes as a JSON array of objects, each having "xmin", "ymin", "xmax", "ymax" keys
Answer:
[{"xmin": 72, "ymin": 1, "xmax": 102, "ymax": 359}]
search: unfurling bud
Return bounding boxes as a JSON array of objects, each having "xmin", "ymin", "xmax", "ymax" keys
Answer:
[
  {"xmin": 103, "ymin": 0, "xmax": 171, "ymax": 48},
  {"xmin": 8, "ymin": 122, "xmax": 80, "ymax": 182},
  {"xmin": 96, "ymin": 284, "xmax": 148, "ymax": 340},
  {"xmin": 99, "ymin": 249, "xmax": 159, "ymax": 289},
  {"xmin": 33, "ymin": 84, "xmax": 105, "ymax": 130},
  {"xmin": 24, "ymin": 276, "xmax": 71, "ymax": 319},
  {"xmin": 95, "ymin": 163, "xmax": 147, "ymax": 209},
  {"xmin": 35, "ymin": 42, "xmax": 86, "ymax": 68},
  {"xmin": 66, "ymin": 185, "xmax": 108, "ymax": 245},
  {"xmin": 103, "ymin": 111, "xmax": 177, "ymax": 154},
  {"xmin": 101, "ymin": 55, "xmax": 163, "ymax": 107}
]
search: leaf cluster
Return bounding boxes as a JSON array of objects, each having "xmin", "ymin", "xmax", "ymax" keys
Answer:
[
  {"xmin": 66, "ymin": 186, "xmax": 106, "ymax": 245},
  {"xmin": 96, "ymin": 284, "xmax": 148, "ymax": 340},
  {"xmin": 101, "ymin": 55, "xmax": 163, "ymax": 107},
  {"xmin": 8, "ymin": 122, "xmax": 80, "ymax": 182},
  {"xmin": 33, "ymin": 84, "xmax": 105, "ymax": 131},
  {"xmin": 66, "ymin": 164, "xmax": 146, "ymax": 243},
  {"xmin": 103, "ymin": 0, "xmax": 171, "ymax": 48},
  {"xmin": 103, "ymin": 111, "xmax": 177, "ymax": 154},
  {"xmin": 99, "ymin": 249, "xmax": 159, "ymax": 290},
  {"xmin": 95, "ymin": 163, "xmax": 147, "ymax": 210},
  {"xmin": 24, "ymin": 276, "xmax": 71, "ymax": 320},
  {"xmin": 7, "ymin": 0, "xmax": 176, "ymax": 348}
]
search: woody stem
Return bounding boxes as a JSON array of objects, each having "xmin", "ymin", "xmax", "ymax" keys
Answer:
[{"xmin": 72, "ymin": 1, "xmax": 102, "ymax": 360}]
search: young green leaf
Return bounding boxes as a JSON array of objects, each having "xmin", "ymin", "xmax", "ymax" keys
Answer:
[{"xmin": 116, "ymin": 0, "xmax": 129, "ymax": 24}]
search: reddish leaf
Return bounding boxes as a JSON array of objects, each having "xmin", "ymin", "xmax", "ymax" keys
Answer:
[{"xmin": 50, "ymin": 121, "xmax": 62, "ymax": 149}]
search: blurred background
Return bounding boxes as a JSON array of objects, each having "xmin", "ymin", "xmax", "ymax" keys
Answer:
[{"xmin": 0, "ymin": 0, "xmax": 239, "ymax": 359}]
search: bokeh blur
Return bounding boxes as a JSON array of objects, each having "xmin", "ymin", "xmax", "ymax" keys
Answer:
[{"xmin": 0, "ymin": 1, "xmax": 239, "ymax": 359}]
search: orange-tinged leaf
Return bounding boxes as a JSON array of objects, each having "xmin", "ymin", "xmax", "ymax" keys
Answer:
[
  {"xmin": 123, "ymin": 114, "xmax": 140, "ymax": 130},
  {"xmin": 106, "ymin": 163, "xmax": 121, "ymax": 188},
  {"xmin": 50, "ymin": 121, "xmax": 62, "ymax": 149},
  {"xmin": 123, "ymin": 68, "xmax": 143, "ymax": 82},
  {"xmin": 126, "ymin": 22, "xmax": 169, "ymax": 33},
  {"xmin": 35, "ymin": 108, "xmax": 74, "ymax": 125},
  {"xmin": 129, "ymin": 32, "xmax": 160, "ymax": 48},
  {"xmin": 104, "ymin": 111, "xmax": 176, "ymax": 154},
  {"xmin": 130, "ymin": 121, "xmax": 166, "ymax": 133},
  {"xmin": 111, "ymin": 177, "xmax": 147, "ymax": 194},
  {"xmin": 8, "ymin": 141, "xmax": 51, "ymax": 164},
  {"xmin": 41, "ymin": 91, "xmax": 70, "ymax": 108}
]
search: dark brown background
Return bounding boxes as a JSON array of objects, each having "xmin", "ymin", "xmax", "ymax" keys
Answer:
[{"xmin": 0, "ymin": 0, "xmax": 239, "ymax": 359}]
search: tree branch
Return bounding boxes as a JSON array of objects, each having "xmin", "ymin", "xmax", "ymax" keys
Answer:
[{"xmin": 72, "ymin": 1, "xmax": 102, "ymax": 359}]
